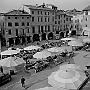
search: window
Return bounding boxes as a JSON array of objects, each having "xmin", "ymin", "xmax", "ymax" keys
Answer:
[
  {"xmin": 38, "ymin": 17, "xmax": 39, "ymax": 22},
  {"xmin": 15, "ymin": 17, "xmax": 17, "ymax": 19},
  {"xmin": 3, "ymin": 23, "xmax": 4, "ymax": 26},
  {"xmin": 52, "ymin": 12, "xmax": 54, "ymax": 15},
  {"xmin": 52, "ymin": 17, "xmax": 54, "ymax": 22},
  {"xmin": 48, "ymin": 12, "xmax": 49, "ymax": 15},
  {"xmin": 32, "ymin": 11, "xmax": 34, "ymax": 14},
  {"xmin": 86, "ymin": 18, "xmax": 88, "ymax": 21},
  {"xmin": 15, "ymin": 22, "xmax": 19, "ymax": 26},
  {"xmin": 3, "ymin": 30, "xmax": 5, "ymax": 35},
  {"xmin": 64, "ymin": 25, "xmax": 65, "ymax": 29},
  {"xmin": 27, "ymin": 17, "xmax": 29, "ymax": 19},
  {"xmin": 48, "ymin": 17, "xmax": 49, "ymax": 22},
  {"xmin": 22, "ymin": 22, "xmax": 25, "ymax": 26},
  {"xmin": 22, "ymin": 17, "xmax": 24, "ymax": 19},
  {"xmin": 41, "ymin": 17, "xmax": 43, "ymax": 22},
  {"xmin": 70, "ymin": 18, "xmax": 71, "ymax": 21},
  {"xmin": 32, "ymin": 27, "xmax": 35, "ymax": 33},
  {"xmin": 48, "ymin": 26, "xmax": 50, "ymax": 32},
  {"xmin": 45, "ymin": 26, "xmax": 47, "ymax": 32},
  {"xmin": 75, "ymin": 25, "xmax": 76, "ymax": 28},
  {"xmin": 45, "ymin": 17, "xmax": 47, "ymax": 22},
  {"xmin": 58, "ymin": 21, "xmax": 60, "ymax": 24},
  {"xmin": 64, "ymin": 20, "xmax": 65, "ymax": 23},
  {"xmin": 16, "ymin": 29, "xmax": 18, "ymax": 36},
  {"xmin": 86, "ymin": 25, "xmax": 87, "ymax": 27},
  {"xmin": 85, "ymin": 11, "xmax": 88, "ymax": 15},
  {"xmin": 8, "ymin": 22, "xmax": 12, "ymax": 27},
  {"xmin": 55, "ymin": 21, "xmax": 57, "ymax": 24},
  {"xmin": 66, "ymin": 25, "xmax": 67, "ymax": 28},
  {"xmin": 66, "ymin": 18, "xmax": 68, "ymax": 21},
  {"xmin": 45, "ymin": 12, "xmax": 47, "ymax": 15},
  {"xmin": 8, "ymin": 29, "xmax": 12, "ymax": 35},
  {"xmin": 41, "ymin": 11, "xmax": 42, "ymax": 15},
  {"xmin": 32, "ymin": 17, "xmax": 34, "ymax": 22},
  {"xmin": 27, "ymin": 29, "xmax": 29, "ymax": 33},
  {"xmin": 38, "ymin": 11, "xmax": 39, "ymax": 15},
  {"xmin": 8, "ymin": 17, "xmax": 10, "ymax": 19},
  {"xmin": 58, "ymin": 15, "xmax": 60, "ymax": 19},
  {"xmin": 27, "ymin": 22, "xmax": 29, "ymax": 26},
  {"xmin": 22, "ymin": 29, "xmax": 24, "ymax": 35},
  {"xmin": 38, "ymin": 26, "xmax": 40, "ymax": 33}
]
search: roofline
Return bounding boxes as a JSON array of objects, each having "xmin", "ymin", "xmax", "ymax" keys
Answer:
[{"xmin": 4, "ymin": 14, "xmax": 31, "ymax": 16}]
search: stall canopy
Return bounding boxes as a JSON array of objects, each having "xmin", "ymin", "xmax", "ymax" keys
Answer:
[{"xmin": 24, "ymin": 45, "xmax": 41, "ymax": 50}]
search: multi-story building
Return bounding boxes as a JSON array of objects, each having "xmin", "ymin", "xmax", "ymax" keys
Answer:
[
  {"xmin": 0, "ymin": 10, "xmax": 31, "ymax": 47},
  {"xmin": 24, "ymin": 3, "xmax": 57, "ymax": 41},
  {"xmin": 66, "ymin": 9, "xmax": 83, "ymax": 36},
  {"xmin": 82, "ymin": 5, "xmax": 90, "ymax": 37},
  {"xmin": 55, "ymin": 10, "xmax": 72, "ymax": 39}
]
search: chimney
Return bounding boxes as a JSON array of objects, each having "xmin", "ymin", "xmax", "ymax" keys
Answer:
[{"xmin": 36, "ymin": 4, "xmax": 38, "ymax": 7}]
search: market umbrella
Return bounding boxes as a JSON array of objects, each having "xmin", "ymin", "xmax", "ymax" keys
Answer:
[
  {"xmin": 61, "ymin": 37, "xmax": 76, "ymax": 41},
  {"xmin": 59, "ymin": 64, "xmax": 86, "ymax": 72},
  {"xmin": 68, "ymin": 40, "xmax": 83, "ymax": 46},
  {"xmin": 1, "ymin": 49, "xmax": 20, "ymax": 56},
  {"xmin": 83, "ymin": 38, "xmax": 90, "ymax": 43},
  {"xmin": 33, "ymin": 50, "xmax": 51, "ymax": 59},
  {"xmin": 47, "ymin": 47, "xmax": 64, "ymax": 53},
  {"xmin": 35, "ymin": 87, "xmax": 67, "ymax": 90},
  {"xmin": 47, "ymin": 46, "xmax": 72, "ymax": 53},
  {"xmin": 0, "ymin": 56, "xmax": 25, "ymax": 67},
  {"xmin": 24, "ymin": 45, "xmax": 41, "ymax": 50},
  {"xmin": 48, "ymin": 68, "xmax": 87, "ymax": 89}
]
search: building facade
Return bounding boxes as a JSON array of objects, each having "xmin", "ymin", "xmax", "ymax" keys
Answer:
[
  {"xmin": 66, "ymin": 9, "xmax": 83, "ymax": 36},
  {"xmin": 55, "ymin": 10, "xmax": 72, "ymax": 39},
  {"xmin": 1, "ymin": 10, "xmax": 31, "ymax": 47},
  {"xmin": 24, "ymin": 3, "xmax": 57, "ymax": 41},
  {"xmin": 82, "ymin": 5, "xmax": 90, "ymax": 37}
]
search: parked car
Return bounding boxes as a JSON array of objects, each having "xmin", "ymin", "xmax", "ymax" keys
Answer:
[{"xmin": 0, "ymin": 72, "xmax": 11, "ymax": 85}]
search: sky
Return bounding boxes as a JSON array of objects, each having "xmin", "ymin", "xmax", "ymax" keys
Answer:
[{"xmin": 0, "ymin": 0, "xmax": 90, "ymax": 13}]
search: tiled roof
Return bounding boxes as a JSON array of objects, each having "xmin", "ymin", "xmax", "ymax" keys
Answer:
[
  {"xmin": 65, "ymin": 9, "xmax": 83, "ymax": 16},
  {"xmin": 24, "ymin": 5, "xmax": 54, "ymax": 11},
  {"xmin": 83, "ymin": 5, "xmax": 90, "ymax": 11},
  {"xmin": 4, "ymin": 10, "xmax": 30, "ymax": 15}
]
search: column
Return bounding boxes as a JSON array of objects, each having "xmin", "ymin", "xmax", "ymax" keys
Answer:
[
  {"xmin": 46, "ymin": 34, "xmax": 48, "ymax": 40},
  {"xmin": 6, "ymin": 39, "xmax": 9, "ymax": 47},
  {"xmin": 64, "ymin": 32, "xmax": 66, "ymax": 37},
  {"xmin": 13, "ymin": 38, "xmax": 16, "ymax": 45},
  {"xmin": 39, "ymin": 34, "xmax": 42, "ymax": 41}
]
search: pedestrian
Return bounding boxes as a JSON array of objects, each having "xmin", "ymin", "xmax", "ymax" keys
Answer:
[
  {"xmin": 0, "ymin": 66, "xmax": 3, "ymax": 74},
  {"xmin": 21, "ymin": 76, "xmax": 25, "ymax": 88}
]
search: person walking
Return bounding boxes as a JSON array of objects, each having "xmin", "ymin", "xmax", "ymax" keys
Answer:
[
  {"xmin": 21, "ymin": 76, "xmax": 25, "ymax": 88},
  {"xmin": 0, "ymin": 66, "xmax": 3, "ymax": 74}
]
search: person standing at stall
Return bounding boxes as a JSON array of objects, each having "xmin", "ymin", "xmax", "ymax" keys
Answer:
[{"xmin": 21, "ymin": 76, "xmax": 25, "ymax": 88}]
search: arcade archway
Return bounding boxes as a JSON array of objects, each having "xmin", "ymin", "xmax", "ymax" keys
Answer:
[
  {"xmin": 15, "ymin": 37, "xmax": 20, "ymax": 45},
  {"xmin": 66, "ymin": 31, "xmax": 69, "ymax": 37},
  {"xmin": 60, "ymin": 32, "xmax": 64, "ymax": 38},
  {"xmin": 48, "ymin": 32, "xmax": 54, "ymax": 40},
  {"xmin": 33, "ymin": 34, "xmax": 40, "ymax": 41},
  {"xmin": 42, "ymin": 33, "xmax": 46, "ymax": 40},
  {"xmin": 71, "ymin": 30, "xmax": 76, "ymax": 36},
  {"xmin": 9, "ymin": 38, "xmax": 14, "ymax": 46},
  {"xmin": 22, "ymin": 36, "xmax": 26, "ymax": 44}
]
